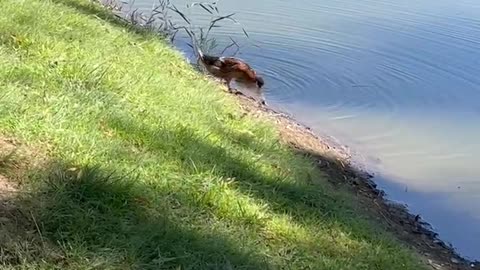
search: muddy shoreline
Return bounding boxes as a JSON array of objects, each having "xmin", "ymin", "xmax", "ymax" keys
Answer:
[{"xmin": 231, "ymin": 90, "xmax": 478, "ymax": 270}]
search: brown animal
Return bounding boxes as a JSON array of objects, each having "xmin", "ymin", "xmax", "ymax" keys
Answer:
[{"xmin": 197, "ymin": 49, "xmax": 264, "ymax": 91}]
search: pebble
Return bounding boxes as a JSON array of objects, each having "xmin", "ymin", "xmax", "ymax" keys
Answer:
[
  {"xmin": 451, "ymin": 258, "xmax": 459, "ymax": 264},
  {"xmin": 427, "ymin": 259, "xmax": 443, "ymax": 270},
  {"xmin": 0, "ymin": 217, "xmax": 10, "ymax": 223}
]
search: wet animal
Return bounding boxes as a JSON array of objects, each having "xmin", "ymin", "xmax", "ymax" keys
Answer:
[{"xmin": 196, "ymin": 48, "xmax": 264, "ymax": 91}]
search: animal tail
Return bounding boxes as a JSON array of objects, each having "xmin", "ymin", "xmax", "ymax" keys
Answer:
[
  {"xmin": 183, "ymin": 28, "xmax": 206, "ymax": 61},
  {"xmin": 199, "ymin": 54, "xmax": 220, "ymax": 65},
  {"xmin": 185, "ymin": 29, "xmax": 220, "ymax": 65},
  {"xmin": 194, "ymin": 44, "xmax": 220, "ymax": 65},
  {"xmin": 195, "ymin": 44, "xmax": 204, "ymax": 59}
]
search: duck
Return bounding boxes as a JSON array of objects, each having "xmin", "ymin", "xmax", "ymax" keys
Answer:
[{"xmin": 196, "ymin": 48, "xmax": 264, "ymax": 91}]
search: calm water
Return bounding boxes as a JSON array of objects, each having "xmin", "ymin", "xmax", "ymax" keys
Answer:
[{"xmin": 134, "ymin": 0, "xmax": 480, "ymax": 259}]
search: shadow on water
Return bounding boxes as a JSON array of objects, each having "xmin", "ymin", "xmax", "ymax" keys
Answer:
[
  {"xmin": 373, "ymin": 173, "xmax": 480, "ymax": 260},
  {"xmin": 296, "ymin": 145, "xmax": 480, "ymax": 265}
]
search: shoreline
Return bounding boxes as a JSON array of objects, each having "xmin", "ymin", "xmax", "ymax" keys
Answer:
[
  {"xmin": 94, "ymin": 0, "xmax": 478, "ymax": 265},
  {"xmin": 230, "ymin": 90, "xmax": 479, "ymax": 269},
  {"xmin": 2, "ymin": 0, "xmax": 477, "ymax": 268}
]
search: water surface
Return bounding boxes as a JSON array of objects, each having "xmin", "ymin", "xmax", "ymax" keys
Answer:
[{"xmin": 134, "ymin": 0, "xmax": 480, "ymax": 259}]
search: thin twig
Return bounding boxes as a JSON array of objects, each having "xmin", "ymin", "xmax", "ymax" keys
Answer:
[{"xmin": 30, "ymin": 211, "xmax": 45, "ymax": 248}]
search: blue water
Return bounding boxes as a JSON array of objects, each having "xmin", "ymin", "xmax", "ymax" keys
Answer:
[{"xmin": 133, "ymin": 0, "xmax": 480, "ymax": 259}]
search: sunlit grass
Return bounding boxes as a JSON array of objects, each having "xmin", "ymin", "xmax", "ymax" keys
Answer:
[{"xmin": 0, "ymin": 0, "xmax": 427, "ymax": 269}]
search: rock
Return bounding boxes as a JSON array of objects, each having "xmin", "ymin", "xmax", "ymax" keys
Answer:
[
  {"xmin": 0, "ymin": 217, "xmax": 10, "ymax": 223},
  {"xmin": 450, "ymin": 258, "xmax": 459, "ymax": 264},
  {"xmin": 351, "ymin": 178, "xmax": 361, "ymax": 185}
]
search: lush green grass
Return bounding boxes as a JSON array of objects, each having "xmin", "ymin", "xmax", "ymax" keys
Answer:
[{"xmin": 0, "ymin": 0, "xmax": 427, "ymax": 269}]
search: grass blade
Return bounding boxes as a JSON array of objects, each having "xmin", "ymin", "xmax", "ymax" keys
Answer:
[
  {"xmin": 211, "ymin": 13, "xmax": 236, "ymax": 25},
  {"xmin": 242, "ymin": 27, "xmax": 249, "ymax": 38},
  {"xmin": 199, "ymin": 3, "xmax": 213, "ymax": 14},
  {"xmin": 220, "ymin": 39, "xmax": 238, "ymax": 55},
  {"xmin": 169, "ymin": 4, "xmax": 190, "ymax": 24}
]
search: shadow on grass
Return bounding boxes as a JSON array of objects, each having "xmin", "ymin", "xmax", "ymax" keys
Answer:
[
  {"xmin": 51, "ymin": 0, "xmax": 163, "ymax": 39},
  {"xmin": 47, "ymin": 0, "xmax": 352, "ymax": 226},
  {"xmin": 105, "ymin": 115, "xmax": 386, "ymax": 248},
  {"xmin": 109, "ymin": 114, "xmax": 341, "ymax": 218},
  {"xmin": 1, "ymin": 111, "xmax": 409, "ymax": 268},
  {"xmin": 1, "ymin": 161, "xmax": 271, "ymax": 269}
]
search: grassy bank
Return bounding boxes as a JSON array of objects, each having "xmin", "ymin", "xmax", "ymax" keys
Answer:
[{"xmin": 0, "ymin": 0, "xmax": 428, "ymax": 269}]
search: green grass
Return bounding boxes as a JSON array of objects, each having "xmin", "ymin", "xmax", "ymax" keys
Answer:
[{"xmin": 0, "ymin": 0, "xmax": 427, "ymax": 269}]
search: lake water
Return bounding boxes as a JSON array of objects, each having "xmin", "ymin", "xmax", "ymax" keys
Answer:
[{"xmin": 133, "ymin": 0, "xmax": 480, "ymax": 259}]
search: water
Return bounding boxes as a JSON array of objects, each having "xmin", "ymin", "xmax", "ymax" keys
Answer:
[{"xmin": 133, "ymin": 0, "xmax": 480, "ymax": 259}]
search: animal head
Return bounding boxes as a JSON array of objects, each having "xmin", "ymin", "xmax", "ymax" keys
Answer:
[{"xmin": 255, "ymin": 76, "xmax": 265, "ymax": 88}]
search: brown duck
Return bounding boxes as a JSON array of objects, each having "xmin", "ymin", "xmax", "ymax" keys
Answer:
[{"xmin": 197, "ymin": 48, "xmax": 264, "ymax": 91}]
